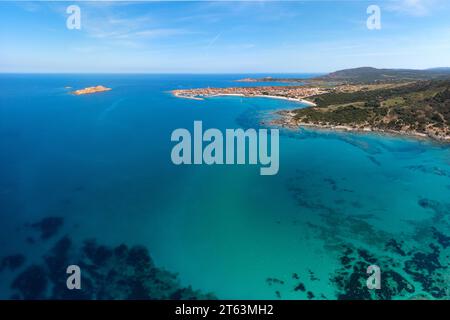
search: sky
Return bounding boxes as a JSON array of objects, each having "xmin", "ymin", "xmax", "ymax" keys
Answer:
[{"xmin": 0, "ymin": 0, "xmax": 450, "ymax": 73}]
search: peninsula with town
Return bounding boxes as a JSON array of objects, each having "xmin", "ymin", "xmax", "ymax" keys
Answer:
[
  {"xmin": 173, "ymin": 67, "xmax": 450, "ymax": 142},
  {"xmin": 172, "ymin": 86, "xmax": 325, "ymax": 105}
]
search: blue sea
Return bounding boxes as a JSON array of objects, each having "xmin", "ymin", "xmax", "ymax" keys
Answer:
[{"xmin": 0, "ymin": 74, "xmax": 449, "ymax": 300}]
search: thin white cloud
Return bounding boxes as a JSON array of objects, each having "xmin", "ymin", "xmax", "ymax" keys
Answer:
[
  {"xmin": 385, "ymin": 0, "xmax": 441, "ymax": 16},
  {"xmin": 205, "ymin": 32, "xmax": 221, "ymax": 49},
  {"xmin": 132, "ymin": 28, "xmax": 195, "ymax": 38},
  {"xmin": 79, "ymin": 8, "xmax": 198, "ymax": 50},
  {"xmin": 16, "ymin": 2, "xmax": 41, "ymax": 13}
]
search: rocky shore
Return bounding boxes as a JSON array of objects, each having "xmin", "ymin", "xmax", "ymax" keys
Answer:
[{"xmin": 272, "ymin": 110, "xmax": 450, "ymax": 143}]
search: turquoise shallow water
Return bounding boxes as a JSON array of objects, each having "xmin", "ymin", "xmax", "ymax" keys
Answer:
[{"xmin": 0, "ymin": 74, "xmax": 449, "ymax": 299}]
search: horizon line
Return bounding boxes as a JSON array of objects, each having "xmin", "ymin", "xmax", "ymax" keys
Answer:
[
  {"xmin": 0, "ymin": 71, "xmax": 329, "ymax": 75},
  {"xmin": 1, "ymin": 66, "xmax": 449, "ymax": 75}
]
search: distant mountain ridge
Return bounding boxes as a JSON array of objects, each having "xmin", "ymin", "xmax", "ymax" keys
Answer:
[{"xmin": 317, "ymin": 67, "xmax": 450, "ymax": 83}]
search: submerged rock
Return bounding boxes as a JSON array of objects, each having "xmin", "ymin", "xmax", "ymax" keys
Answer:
[
  {"xmin": 8, "ymin": 235, "xmax": 216, "ymax": 300},
  {"xmin": 11, "ymin": 265, "xmax": 48, "ymax": 300},
  {"xmin": 31, "ymin": 217, "xmax": 64, "ymax": 240},
  {"xmin": 294, "ymin": 283, "xmax": 306, "ymax": 292},
  {"xmin": 332, "ymin": 245, "xmax": 416, "ymax": 300},
  {"xmin": 0, "ymin": 254, "xmax": 25, "ymax": 271},
  {"xmin": 385, "ymin": 239, "xmax": 406, "ymax": 256}
]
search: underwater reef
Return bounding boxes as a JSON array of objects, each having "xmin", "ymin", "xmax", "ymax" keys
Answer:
[
  {"xmin": 2, "ymin": 217, "xmax": 215, "ymax": 300},
  {"xmin": 282, "ymin": 169, "xmax": 450, "ymax": 300},
  {"xmin": 29, "ymin": 216, "xmax": 64, "ymax": 241},
  {"xmin": 330, "ymin": 225, "xmax": 449, "ymax": 300}
]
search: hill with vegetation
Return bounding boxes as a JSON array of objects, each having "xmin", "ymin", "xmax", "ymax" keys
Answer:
[
  {"xmin": 284, "ymin": 80, "xmax": 450, "ymax": 141},
  {"xmin": 315, "ymin": 67, "xmax": 450, "ymax": 83},
  {"xmin": 236, "ymin": 67, "xmax": 450, "ymax": 85}
]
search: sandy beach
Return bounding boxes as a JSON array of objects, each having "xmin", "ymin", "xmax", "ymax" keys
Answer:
[{"xmin": 173, "ymin": 92, "xmax": 317, "ymax": 106}]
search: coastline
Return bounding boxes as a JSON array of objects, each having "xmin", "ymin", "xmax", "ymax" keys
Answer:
[
  {"xmin": 272, "ymin": 110, "xmax": 450, "ymax": 144},
  {"xmin": 172, "ymin": 92, "xmax": 204, "ymax": 100},
  {"xmin": 172, "ymin": 91, "xmax": 317, "ymax": 106},
  {"xmin": 171, "ymin": 87, "xmax": 450, "ymax": 144}
]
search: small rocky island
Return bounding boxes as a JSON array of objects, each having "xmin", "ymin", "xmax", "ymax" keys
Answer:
[{"xmin": 72, "ymin": 85, "xmax": 111, "ymax": 95}]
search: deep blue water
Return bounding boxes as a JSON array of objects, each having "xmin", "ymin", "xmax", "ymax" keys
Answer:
[{"xmin": 0, "ymin": 74, "xmax": 449, "ymax": 300}]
